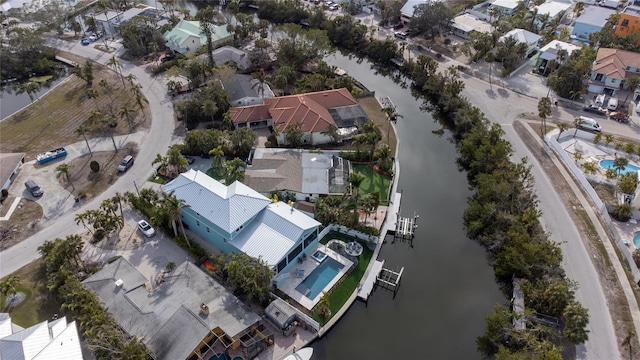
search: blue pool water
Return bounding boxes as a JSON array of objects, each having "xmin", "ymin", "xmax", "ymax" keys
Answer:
[
  {"xmin": 634, "ymin": 232, "xmax": 640, "ymax": 249},
  {"xmin": 209, "ymin": 354, "xmax": 227, "ymax": 360},
  {"xmin": 295, "ymin": 257, "xmax": 344, "ymax": 299},
  {"xmin": 600, "ymin": 159, "xmax": 640, "ymax": 175}
]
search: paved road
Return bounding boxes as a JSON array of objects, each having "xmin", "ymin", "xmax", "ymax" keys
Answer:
[{"xmin": 0, "ymin": 38, "xmax": 179, "ymax": 276}]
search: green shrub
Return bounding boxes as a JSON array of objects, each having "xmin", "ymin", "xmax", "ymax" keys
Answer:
[
  {"xmin": 612, "ymin": 203, "xmax": 632, "ymax": 222},
  {"xmin": 90, "ymin": 160, "xmax": 100, "ymax": 172},
  {"xmin": 1, "ymin": 189, "xmax": 8, "ymax": 197}
]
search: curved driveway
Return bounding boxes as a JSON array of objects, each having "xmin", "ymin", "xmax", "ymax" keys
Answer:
[{"xmin": 0, "ymin": 39, "xmax": 178, "ymax": 276}]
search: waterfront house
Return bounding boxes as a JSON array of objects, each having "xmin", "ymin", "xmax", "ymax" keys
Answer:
[
  {"xmin": 243, "ymin": 148, "xmax": 352, "ymax": 202},
  {"xmin": 228, "ymin": 88, "xmax": 371, "ymax": 146},
  {"xmin": 0, "ymin": 313, "xmax": 83, "ymax": 359},
  {"xmin": 163, "ymin": 20, "xmax": 233, "ymax": 55},
  {"xmin": 588, "ymin": 48, "xmax": 640, "ymax": 98},
  {"xmin": 162, "ymin": 169, "xmax": 322, "ymax": 275},
  {"xmin": 83, "ymin": 258, "xmax": 274, "ymax": 360},
  {"xmin": 400, "ymin": 0, "xmax": 428, "ymax": 23},
  {"xmin": 571, "ymin": 6, "xmax": 616, "ymax": 39}
]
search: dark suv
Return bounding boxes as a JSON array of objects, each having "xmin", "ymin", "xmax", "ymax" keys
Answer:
[{"xmin": 25, "ymin": 180, "xmax": 43, "ymax": 197}]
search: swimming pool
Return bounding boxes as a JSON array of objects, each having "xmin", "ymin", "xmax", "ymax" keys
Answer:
[
  {"xmin": 634, "ymin": 232, "xmax": 640, "ymax": 248},
  {"xmin": 295, "ymin": 257, "xmax": 344, "ymax": 300},
  {"xmin": 209, "ymin": 354, "xmax": 227, "ymax": 360},
  {"xmin": 600, "ymin": 159, "xmax": 640, "ymax": 175}
]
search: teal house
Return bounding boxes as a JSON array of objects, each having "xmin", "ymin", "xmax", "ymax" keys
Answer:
[
  {"xmin": 163, "ymin": 170, "xmax": 321, "ymax": 275},
  {"xmin": 163, "ymin": 20, "xmax": 233, "ymax": 55}
]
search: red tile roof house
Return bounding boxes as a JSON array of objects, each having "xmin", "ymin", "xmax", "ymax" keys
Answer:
[{"xmin": 228, "ymin": 88, "xmax": 371, "ymax": 146}]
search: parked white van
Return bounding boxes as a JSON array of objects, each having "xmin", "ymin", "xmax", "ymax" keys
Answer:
[
  {"xmin": 607, "ymin": 97, "xmax": 618, "ymax": 110},
  {"xmin": 595, "ymin": 94, "xmax": 606, "ymax": 107},
  {"xmin": 577, "ymin": 116, "xmax": 602, "ymax": 132}
]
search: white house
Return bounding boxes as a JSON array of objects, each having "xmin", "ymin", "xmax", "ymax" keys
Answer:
[
  {"xmin": 499, "ymin": 28, "xmax": 541, "ymax": 56},
  {"xmin": 535, "ymin": 0, "xmax": 572, "ymax": 21},
  {"xmin": 0, "ymin": 314, "xmax": 83, "ymax": 360},
  {"xmin": 536, "ymin": 40, "xmax": 581, "ymax": 73},
  {"xmin": 400, "ymin": 0, "xmax": 428, "ymax": 23},
  {"xmin": 450, "ymin": 13, "xmax": 493, "ymax": 39}
]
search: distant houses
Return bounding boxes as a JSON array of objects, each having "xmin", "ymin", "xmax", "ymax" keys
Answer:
[
  {"xmin": 571, "ymin": 5, "xmax": 617, "ymax": 39},
  {"xmin": 588, "ymin": 48, "xmax": 640, "ymax": 98}
]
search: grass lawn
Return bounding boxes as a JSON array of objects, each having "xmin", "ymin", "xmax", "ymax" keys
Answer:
[
  {"xmin": 313, "ymin": 231, "xmax": 373, "ymax": 325},
  {"xmin": 352, "ymin": 164, "xmax": 391, "ymax": 204},
  {"xmin": 0, "ymin": 259, "xmax": 63, "ymax": 327}
]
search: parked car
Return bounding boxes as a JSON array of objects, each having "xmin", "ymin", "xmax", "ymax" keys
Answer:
[
  {"xmin": 161, "ymin": 52, "xmax": 175, "ymax": 62},
  {"xmin": 81, "ymin": 38, "xmax": 90, "ymax": 45},
  {"xmin": 606, "ymin": 97, "xmax": 618, "ymax": 111},
  {"xmin": 582, "ymin": 104, "xmax": 607, "ymax": 116},
  {"xmin": 594, "ymin": 94, "xmax": 606, "ymax": 107},
  {"xmin": 393, "ymin": 23, "xmax": 404, "ymax": 30},
  {"xmin": 329, "ymin": 4, "xmax": 338, "ymax": 10},
  {"xmin": 137, "ymin": 220, "xmax": 156, "ymax": 238},
  {"xmin": 117, "ymin": 155, "xmax": 134, "ymax": 172},
  {"xmin": 577, "ymin": 116, "xmax": 602, "ymax": 132},
  {"xmin": 24, "ymin": 180, "xmax": 43, "ymax": 197},
  {"xmin": 394, "ymin": 31, "xmax": 408, "ymax": 40}
]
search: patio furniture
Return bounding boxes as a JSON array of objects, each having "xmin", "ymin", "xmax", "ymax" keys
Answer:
[
  {"xmin": 295, "ymin": 268, "xmax": 305, "ymax": 278},
  {"xmin": 344, "ymin": 241, "xmax": 363, "ymax": 257}
]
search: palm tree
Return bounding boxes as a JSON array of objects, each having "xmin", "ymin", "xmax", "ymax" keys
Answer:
[
  {"xmin": 130, "ymin": 83, "xmax": 147, "ymax": 119},
  {"xmin": 573, "ymin": 117, "xmax": 584, "ymax": 137},
  {"xmin": 125, "ymin": 73, "xmax": 137, "ymax": 87},
  {"xmin": 251, "ymin": 69, "xmax": 268, "ymax": 98},
  {"xmin": 200, "ymin": 99, "xmax": 218, "ymax": 124},
  {"xmin": 152, "ymin": 153, "xmax": 169, "ymax": 177},
  {"xmin": 485, "ymin": 52, "xmax": 495, "ymax": 90},
  {"xmin": 223, "ymin": 158, "xmax": 247, "ymax": 184},
  {"xmin": 321, "ymin": 124, "xmax": 340, "ymax": 144},
  {"xmin": 613, "ymin": 157, "xmax": 629, "ymax": 177},
  {"xmin": 161, "ymin": 190, "xmax": 191, "ymax": 247},
  {"xmin": 381, "ymin": 106, "xmax": 403, "ymax": 143},
  {"xmin": 346, "ymin": 172, "xmax": 365, "ymax": 226},
  {"xmin": 119, "ymin": 105, "xmax": 135, "ymax": 130},
  {"xmin": 556, "ymin": 122, "xmax": 569, "ymax": 140},
  {"xmin": 75, "ymin": 212, "xmax": 95, "ymax": 236},
  {"xmin": 107, "ymin": 55, "xmax": 126, "ymax": 88},
  {"xmin": 20, "ymin": 81, "xmax": 44, "ymax": 113},
  {"xmin": 569, "ymin": 90, "xmax": 582, "ymax": 105},
  {"xmin": 0, "ymin": 275, "xmax": 21, "ymax": 307},
  {"xmin": 75, "ymin": 124, "xmax": 93, "ymax": 156},
  {"xmin": 55, "ymin": 163, "xmax": 73, "ymax": 189},
  {"xmin": 624, "ymin": 76, "xmax": 640, "ymax": 104},
  {"xmin": 208, "ymin": 145, "xmax": 224, "ymax": 174},
  {"xmin": 85, "ymin": 88, "xmax": 100, "ymax": 108},
  {"xmin": 538, "ymin": 96, "xmax": 552, "ymax": 137}
]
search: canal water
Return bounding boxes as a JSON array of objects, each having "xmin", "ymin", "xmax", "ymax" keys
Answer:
[
  {"xmin": 0, "ymin": 70, "xmax": 70, "ymax": 121},
  {"xmin": 311, "ymin": 53, "xmax": 503, "ymax": 358}
]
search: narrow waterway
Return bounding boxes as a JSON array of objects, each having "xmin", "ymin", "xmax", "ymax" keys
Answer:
[{"xmin": 311, "ymin": 53, "xmax": 503, "ymax": 358}]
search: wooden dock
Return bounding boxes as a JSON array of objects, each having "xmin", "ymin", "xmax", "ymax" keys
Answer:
[
  {"xmin": 386, "ymin": 192, "xmax": 402, "ymax": 234},
  {"xmin": 357, "ymin": 260, "xmax": 384, "ymax": 303}
]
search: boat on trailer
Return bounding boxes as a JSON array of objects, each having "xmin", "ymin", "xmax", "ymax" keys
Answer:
[
  {"xmin": 36, "ymin": 147, "xmax": 67, "ymax": 164},
  {"xmin": 282, "ymin": 347, "xmax": 313, "ymax": 360}
]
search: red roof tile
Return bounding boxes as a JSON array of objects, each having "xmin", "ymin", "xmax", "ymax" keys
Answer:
[{"xmin": 229, "ymin": 88, "xmax": 357, "ymax": 133}]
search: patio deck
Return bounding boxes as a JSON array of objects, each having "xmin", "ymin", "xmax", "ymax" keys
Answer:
[{"xmin": 357, "ymin": 259, "xmax": 384, "ymax": 301}]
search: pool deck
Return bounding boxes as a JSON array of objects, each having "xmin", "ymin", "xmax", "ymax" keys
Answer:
[{"xmin": 277, "ymin": 244, "xmax": 354, "ymax": 310}]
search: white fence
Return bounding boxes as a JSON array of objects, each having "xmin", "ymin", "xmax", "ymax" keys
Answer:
[
  {"xmin": 317, "ymin": 223, "xmax": 380, "ymax": 244},
  {"xmin": 548, "ymin": 132, "xmax": 640, "ymax": 284}
]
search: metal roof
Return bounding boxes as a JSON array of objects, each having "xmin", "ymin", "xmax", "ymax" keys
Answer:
[
  {"xmin": 228, "ymin": 201, "xmax": 320, "ymax": 266},
  {"xmin": 499, "ymin": 28, "xmax": 541, "ymax": 45},
  {"xmin": 575, "ymin": 6, "xmax": 616, "ymax": 27},
  {"xmin": 83, "ymin": 259, "xmax": 261, "ymax": 360},
  {"xmin": 163, "ymin": 169, "xmax": 272, "ymax": 234}
]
